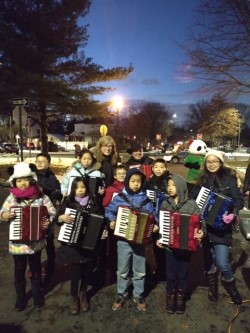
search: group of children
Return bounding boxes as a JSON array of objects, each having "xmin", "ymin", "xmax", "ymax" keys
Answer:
[{"xmin": 0, "ymin": 148, "xmax": 242, "ymax": 315}]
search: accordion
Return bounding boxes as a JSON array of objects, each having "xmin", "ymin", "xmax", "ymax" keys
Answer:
[
  {"xmin": 196, "ymin": 186, "xmax": 234, "ymax": 230},
  {"xmin": 129, "ymin": 164, "xmax": 152, "ymax": 180},
  {"xmin": 158, "ymin": 210, "xmax": 201, "ymax": 252},
  {"xmin": 9, "ymin": 205, "xmax": 48, "ymax": 241},
  {"xmin": 58, "ymin": 208, "xmax": 104, "ymax": 250},
  {"xmin": 146, "ymin": 190, "xmax": 168, "ymax": 215},
  {"xmin": 239, "ymin": 209, "xmax": 250, "ymax": 240},
  {"xmin": 114, "ymin": 206, "xmax": 154, "ymax": 244}
]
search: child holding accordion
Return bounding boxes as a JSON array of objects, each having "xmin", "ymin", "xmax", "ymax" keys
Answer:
[
  {"xmin": 56, "ymin": 177, "xmax": 105, "ymax": 315},
  {"xmin": 156, "ymin": 174, "xmax": 205, "ymax": 314},
  {"xmin": 105, "ymin": 168, "xmax": 156, "ymax": 312},
  {"xmin": 0, "ymin": 162, "xmax": 56, "ymax": 311}
]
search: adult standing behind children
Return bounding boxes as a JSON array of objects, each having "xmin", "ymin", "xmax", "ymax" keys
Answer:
[
  {"xmin": 91, "ymin": 135, "xmax": 121, "ymax": 187},
  {"xmin": 0, "ymin": 162, "xmax": 56, "ymax": 311},
  {"xmin": 35, "ymin": 153, "xmax": 62, "ymax": 279},
  {"xmin": 125, "ymin": 142, "xmax": 154, "ymax": 172},
  {"xmin": 105, "ymin": 168, "xmax": 155, "ymax": 312},
  {"xmin": 190, "ymin": 150, "xmax": 243, "ymax": 305},
  {"xmin": 157, "ymin": 175, "xmax": 204, "ymax": 314}
]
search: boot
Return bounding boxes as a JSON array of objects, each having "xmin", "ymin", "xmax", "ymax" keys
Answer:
[
  {"xmin": 166, "ymin": 290, "xmax": 176, "ymax": 314},
  {"xmin": 31, "ymin": 279, "xmax": 44, "ymax": 309},
  {"xmin": 79, "ymin": 290, "xmax": 90, "ymax": 312},
  {"xmin": 176, "ymin": 289, "xmax": 186, "ymax": 314},
  {"xmin": 221, "ymin": 279, "xmax": 242, "ymax": 305},
  {"xmin": 204, "ymin": 270, "xmax": 218, "ymax": 302},
  {"xmin": 14, "ymin": 281, "xmax": 26, "ymax": 311},
  {"xmin": 70, "ymin": 297, "xmax": 79, "ymax": 315}
]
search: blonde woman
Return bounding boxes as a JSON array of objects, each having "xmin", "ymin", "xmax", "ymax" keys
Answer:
[{"xmin": 92, "ymin": 136, "xmax": 121, "ymax": 187}]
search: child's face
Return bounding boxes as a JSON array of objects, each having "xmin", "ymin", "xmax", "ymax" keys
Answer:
[
  {"xmin": 152, "ymin": 162, "xmax": 167, "ymax": 177},
  {"xmin": 35, "ymin": 156, "xmax": 50, "ymax": 171},
  {"xmin": 80, "ymin": 153, "xmax": 93, "ymax": 168},
  {"xmin": 115, "ymin": 169, "xmax": 126, "ymax": 182},
  {"xmin": 16, "ymin": 177, "xmax": 31, "ymax": 190},
  {"xmin": 75, "ymin": 181, "xmax": 87, "ymax": 197},
  {"xmin": 129, "ymin": 174, "xmax": 142, "ymax": 193},
  {"xmin": 167, "ymin": 179, "xmax": 177, "ymax": 197}
]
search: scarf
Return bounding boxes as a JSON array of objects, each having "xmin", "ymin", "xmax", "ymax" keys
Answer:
[
  {"xmin": 10, "ymin": 185, "xmax": 41, "ymax": 199},
  {"xmin": 75, "ymin": 195, "xmax": 89, "ymax": 207}
]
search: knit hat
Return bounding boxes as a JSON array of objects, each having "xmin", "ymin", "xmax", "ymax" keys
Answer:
[
  {"xmin": 205, "ymin": 150, "xmax": 224, "ymax": 163},
  {"xmin": 8, "ymin": 162, "xmax": 37, "ymax": 183},
  {"xmin": 127, "ymin": 142, "xmax": 142, "ymax": 154}
]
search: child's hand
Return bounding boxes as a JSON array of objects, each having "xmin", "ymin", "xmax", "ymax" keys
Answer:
[
  {"xmin": 101, "ymin": 230, "xmax": 108, "ymax": 239},
  {"xmin": 194, "ymin": 229, "xmax": 204, "ymax": 240},
  {"xmin": 109, "ymin": 221, "xmax": 115, "ymax": 230},
  {"xmin": 1, "ymin": 210, "xmax": 15, "ymax": 221},
  {"xmin": 42, "ymin": 218, "xmax": 50, "ymax": 229},
  {"xmin": 152, "ymin": 225, "xmax": 159, "ymax": 233},
  {"xmin": 98, "ymin": 187, "xmax": 105, "ymax": 195},
  {"xmin": 156, "ymin": 239, "xmax": 165, "ymax": 248},
  {"xmin": 59, "ymin": 214, "xmax": 75, "ymax": 224}
]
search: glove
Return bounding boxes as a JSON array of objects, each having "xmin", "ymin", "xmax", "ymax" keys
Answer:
[{"xmin": 223, "ymin": 213, "xmax": 235, "ymax": 224}]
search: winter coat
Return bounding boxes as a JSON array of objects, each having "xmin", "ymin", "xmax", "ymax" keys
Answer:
[
  {"xmin": 147, "ymin": 171, "xmax": 171, "ymax": 193},
  {"xmin": 160, "ymin": 174, "xmax": 205, "ymax": 230},
  {"xmin": 0, "ymin": 193, "xmax": 56, "ymax": 255},
  {"xmin": 190, "ymin": 167, "xmax": 244, "ymax": 245},
  {"xmin": 56, "ymin": 197, "xmax": 104, "ymax": 264},
  {"xmin": 105, "ymin": 168, "xmax": 155, "ymax": 228},
  {"xmin": 102, "ymin": 180, "xmax": 125, "ymax": 208},
  {"xmin": 60, "ymin": 162, "xmax": 104, "ymax": 195},
  {"xmin": 36, "ymin": 168, "xmax": 62, "ymax": 205}
]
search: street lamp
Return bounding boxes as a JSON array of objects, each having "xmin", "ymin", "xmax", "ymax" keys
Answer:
[{"xmin": 112, "ymin": 96, "xmax": 124, "ymax": 144}]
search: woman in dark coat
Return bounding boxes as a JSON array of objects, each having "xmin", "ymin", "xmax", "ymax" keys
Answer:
[{"xmin": 190, "ymin": 150, "xmax": 243, "ymax": 305}]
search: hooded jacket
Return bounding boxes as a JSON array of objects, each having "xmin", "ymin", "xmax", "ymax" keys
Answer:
[
  {"xmin": 160, "ymin": 174, "xmax": 202, "ymax": 216},
  {"xmin": 105, "ymin": 168, "xmax": 154, "ymax": 223}
]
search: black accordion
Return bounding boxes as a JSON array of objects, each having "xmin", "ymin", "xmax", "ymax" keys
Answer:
[{"xmin": 58, "ymin": 208, "xmax": 104, "ymax": 250}]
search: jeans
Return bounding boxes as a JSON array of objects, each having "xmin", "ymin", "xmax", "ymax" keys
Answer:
[
  {"xmin": 165, "ymin": 247, "xmax": 192, "ymax": 292},
  {"xmin": 117, "ymin": 240, "xmax": 146, "ymax": 298},
  {"xmin": 203, "ymin": 238, "xmax": 234, "ymax": 281}
]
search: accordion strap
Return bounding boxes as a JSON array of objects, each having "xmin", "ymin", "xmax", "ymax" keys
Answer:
[{"xmin": 118, "ymin": 192, "xmax": 151, "ymax": 209}]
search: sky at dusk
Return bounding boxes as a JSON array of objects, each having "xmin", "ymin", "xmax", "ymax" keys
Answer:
[{"xmin": 83, "ymin": 0, "xmax": 249, "ymax": 122}]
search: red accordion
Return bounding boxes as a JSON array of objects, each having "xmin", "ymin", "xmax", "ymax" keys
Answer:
[
  {"xmin": 9, "ymin": 206, "xmax": 48, "ymax": 241},
  {"xmin": 158, "ymin": 209, "xmax": 201, "ymax": 252},
  {"xmin": 129, "ymin": 164, "xmax": 152, "ymax": 180}
]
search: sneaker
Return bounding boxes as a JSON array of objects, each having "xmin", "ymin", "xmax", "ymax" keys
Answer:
[
  {"xmin": 134, "ymin": 297, "xmax": 147, "ymax": 311},
  {"xmin": 176, "ymin": 290, "xmax": 186, "ymax": 314},
  {"xmin": 166, "ymin": 291, "xmax": 176, "ymax": 314},
  {"xmin": 112, "ymin": 295, "xmax": 128, "ymax": 311},
  {"xmin": 70, "ymin": 297, "xmax": 79, "ymax": 315}
]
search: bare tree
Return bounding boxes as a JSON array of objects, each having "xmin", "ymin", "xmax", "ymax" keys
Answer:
[
  {"xmin": 181, "ymin": 0, "xmax": 250, "ymax": 99},
  {"xmin": 121, "ymin": 102, "xmax": 171, "ymax": 144}
]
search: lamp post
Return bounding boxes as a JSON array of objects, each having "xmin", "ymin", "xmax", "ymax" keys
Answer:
[{"xmin": 112, "ymin": 96, "xmax": 124, "ymax": 147}]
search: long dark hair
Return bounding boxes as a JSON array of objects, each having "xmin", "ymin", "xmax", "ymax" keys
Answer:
[
  {"xmin": 198, "ymin": 162, "xmax": 234, "ymax": 188},
  {"xmin": 66, "ymin": 177, "xmax": 90, "ymax": 203}
]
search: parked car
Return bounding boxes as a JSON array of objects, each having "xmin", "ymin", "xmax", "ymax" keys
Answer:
[
  {"xmin": 0, "ymin": 143, "xmax": 19, "ymax": 154},
  {"xmin": 163, "ymin": 150, "xmax": 188, "ymax": 164},
  {"xmin": 57, "ymin": 145, "xmax": 66, "ymax": 152}
]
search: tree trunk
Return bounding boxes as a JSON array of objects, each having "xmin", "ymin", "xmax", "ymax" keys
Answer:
[{"xmin": 39, "ymin": 103, "xmax": 48, "ymax": 153}]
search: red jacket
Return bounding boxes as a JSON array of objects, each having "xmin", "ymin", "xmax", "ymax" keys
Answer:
[{"xmin": 102, "ymin": 180, "xmax": 125, "ymax": 208}]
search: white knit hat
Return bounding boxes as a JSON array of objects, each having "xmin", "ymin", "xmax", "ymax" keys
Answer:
[
  {"xmin": 8, "ymin": 162, "xmax": 37, "ymax": 183},
  {"xmin": 205, "ymin": 150, "xmax": 224, "ymax": 163}
]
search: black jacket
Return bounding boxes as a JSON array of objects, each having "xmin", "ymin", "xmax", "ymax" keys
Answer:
[{"xmin": 36, "ymin": 168, "xmax": 62, "ymax": 205}]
